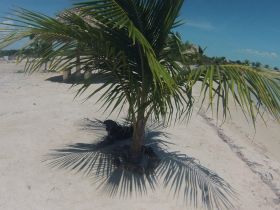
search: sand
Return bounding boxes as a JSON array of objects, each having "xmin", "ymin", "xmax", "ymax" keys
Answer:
[{"xmin": 0, "ymin": 62, "xmax": 280, "ymax": 210}]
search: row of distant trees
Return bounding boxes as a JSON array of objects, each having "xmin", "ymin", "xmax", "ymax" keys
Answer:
[
  {"xmin": 0, "ymin": 35, "xmax": 81, "ymax": 77},
  {"xmin": 0, "ymin": 37, "xmax": 50, "ymax": 58},
  {"xmin": 0, "ymin": 49, "xmax": 18, "ymax": 57},
  {"xmin": 0, "ymin": 49, "xmax": 34, "ymax": 57},
  {"xmin": 180, "ymin": 41, "xmax": 279, "ymax": 71},
  {"xmin": 202, "ymin": 56, "xmax": 279, "ymax": 71},
  {"xmin": 1, "ymin": 42, "xmax": 279, "ymax": 72}
]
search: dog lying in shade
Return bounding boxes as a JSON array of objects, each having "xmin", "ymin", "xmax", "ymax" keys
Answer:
[{"xmin": 103, "ymin": 120, "xmax": 134, "ymax": 142}]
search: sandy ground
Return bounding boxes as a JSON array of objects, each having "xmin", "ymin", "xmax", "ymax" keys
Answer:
[{"xmin": 0, "ymin": 62, "xmax": 280, "ymax": 210}]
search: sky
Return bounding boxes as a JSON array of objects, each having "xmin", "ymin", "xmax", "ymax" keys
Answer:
[{"xmin": 0, "ymin": 0, "xmax": 279, "ymax": 67}]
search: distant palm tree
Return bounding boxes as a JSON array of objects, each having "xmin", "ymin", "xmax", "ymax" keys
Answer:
[
  {"xmin": 255, "ymin": 62, "xmax": 262, "ymax": 68},
  {"xmin": 244, "ymin": 59, "xmax": 250, "ymax": 66},
  {"xmin": 264, "ymin": 64, "xmax": 270, "ymax": 69},
  {"xmin": 29, "ymin": 34, "xmax": 52, "ymax": 71},
  {"xmin": 56, "ymin": 9, "xmax": 86, "ymax": 81},
  {"xmin": 1, "ymin": 0, "xmax": 280, "ymax": 209},
  {"xmin": 235, "ymin": 60, "xmax": 241, "ymax": 65}
]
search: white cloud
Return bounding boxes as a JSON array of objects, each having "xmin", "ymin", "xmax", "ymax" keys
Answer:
[
  {"xmin": 2, "ymin": 20, "xmax": 14, "ymax": 25},
  {"xmin": 185, "ymin": 20, "xmax": 215, "ymax": 30},
  {"xmin": 239, "ymin": 48, "xmax": 278, "ymax": 59},
  {"xmin": 1, "ymin": 20, "xmax": 14, "ymax": 31},
  {"xmin": 1, "ymin": 20, "xmax": 15, "ymax": 35}
]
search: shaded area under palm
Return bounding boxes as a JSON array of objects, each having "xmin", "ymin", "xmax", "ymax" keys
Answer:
[{"xmin": 45, "ymin": 119, "xmax": 236, "ymax": 210}]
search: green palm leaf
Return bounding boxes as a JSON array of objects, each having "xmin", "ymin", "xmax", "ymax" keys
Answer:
[{"xmin": 185, "ymin": 65, "xmax": 280, "ymax": 125}]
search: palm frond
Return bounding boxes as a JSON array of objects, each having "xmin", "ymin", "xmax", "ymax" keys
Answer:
[
  {"xmin": 75, "ymin": 0, "xmax": 180, "ymax": 91},
  {"xmin": 156, "ymin": 149, "xmax": 236, "ymax": 210},
  {"xmin": 186, "ymin": 65, "xmax": 280, "ymax": 125},
  {"xmin": 0, "ymin": 2, "xmax": 195, "ymax": 124}
]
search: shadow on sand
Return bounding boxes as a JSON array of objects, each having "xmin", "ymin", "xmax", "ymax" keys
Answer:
[
  {"xmin": 45, "ymin": 74, "xmax": 106, "ymax": 84},
  {"xmin": 44, "ymin": 119, "xmax": 237, "ymax": 210}
]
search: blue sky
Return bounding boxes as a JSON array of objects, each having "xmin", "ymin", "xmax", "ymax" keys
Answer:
[
  {"xmin": 179, "ymin": 0, "xmax": 280, "ymax": 68},
  {"xmin": 1, "ymin": 0, "xmax": 279, "ymax": 67}
]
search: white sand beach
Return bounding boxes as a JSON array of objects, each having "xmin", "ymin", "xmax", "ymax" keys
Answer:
[{"xmin": 0, "ymin": 62, "xmax": 280, "ymax": 210}]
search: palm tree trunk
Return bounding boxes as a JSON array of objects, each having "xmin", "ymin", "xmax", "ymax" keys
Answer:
[
  {"xmin": 131, "ymin": 114, "xmax": 145, "ymax": 161},
  {"xmin": 84, "ymin": 69, "xmax": 92, "ymax": 80},
  {"xmin": 63, "ymin": 69, "xmax": 71, "ymax": 81},
  {"xmin": 75, "ymin": 51, "xmax": 81, "ymax": 80},
  {"xmin": 44, "ymin": 61, "xmax": 48, "ymax": 72}
]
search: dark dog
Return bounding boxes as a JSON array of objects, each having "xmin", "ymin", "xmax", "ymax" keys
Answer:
[{"xmin": 103, "ymin": 120, "xmax": 133, "ymax": 142}]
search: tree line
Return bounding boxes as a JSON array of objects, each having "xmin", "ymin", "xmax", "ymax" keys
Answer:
[{"xmin": 1, "ymin": 43, "xmax": 278, "ymax": 71}]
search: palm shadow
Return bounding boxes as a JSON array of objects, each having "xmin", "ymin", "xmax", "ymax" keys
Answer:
[
  {"xmin": 45, "ymin": 73, "xmax": 106, "ymax": 84},
  {"xmin": 44, "ymin": 119, "xmax": 237, "ymax": 210}
]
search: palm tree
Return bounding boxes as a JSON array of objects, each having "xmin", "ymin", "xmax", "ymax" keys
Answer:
[
  {"xmin": 244, "ymin": 59, "xmax": 250, "ymax": 66},
  {"xmin": 28, "ymin": 34, "xmax": 52, "ymax": 71},
  {"xmin": 58, "ymin": 9, "xmax": 89, "ymax": 81},
  {"xmin": 255, "ymin": 61, "xmax": 262, "ymax": 68},
  {"xmin": 264, "ymin": 64, "xmax": 270, "ymax": 69},
  {"xmin": 1, "ymin": 0, "xmax": 280, "ymax": 208}
]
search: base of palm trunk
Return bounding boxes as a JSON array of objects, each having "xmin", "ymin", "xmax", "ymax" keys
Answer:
[
  {"xmin": 84, "ymin": 70, "xmax": 92, "ymax": 80},
  {"xmin": 62, "ymin": 69, "xmax": 71, "ymax": 81},
  {"xmin": 47, "ymin": 118, "xmax": 236, "ymax": 208},
  {"xmin": 113, "ymin": 145, "xmax": 160, "ymax": 174},
  {"xmin": 74, "ymin": 71, "xmax": 82, "ymax": 80},
  {"xmin": 101, "ymin": 119, "xmax": 159, "ymax": 174}
]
